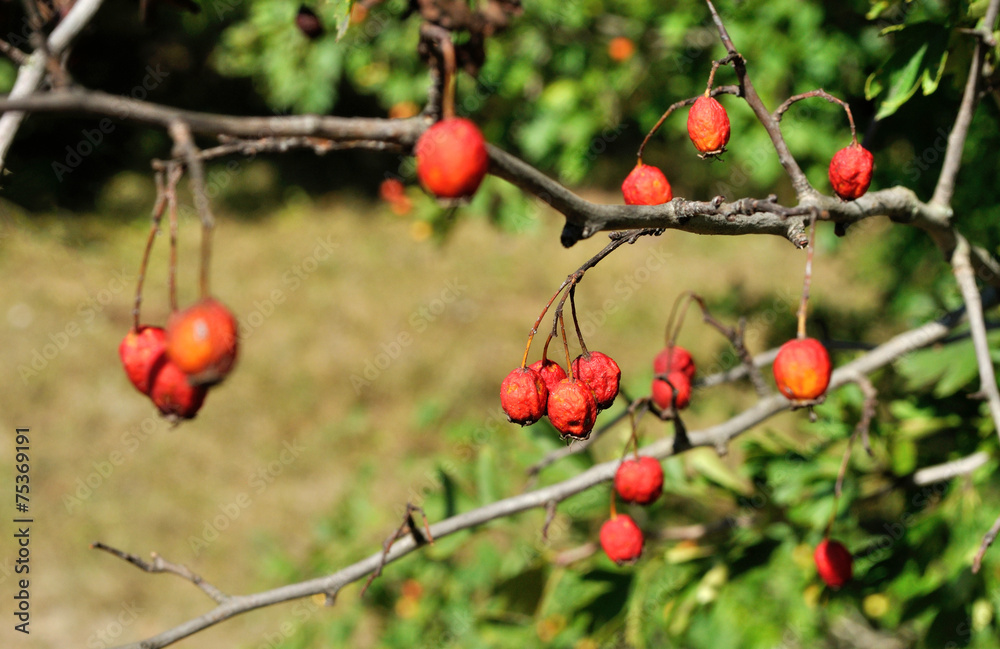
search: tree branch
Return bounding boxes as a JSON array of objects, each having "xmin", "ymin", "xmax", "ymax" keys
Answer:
[
  {"xmin": 0, "ymin": 0, "xmax": 106, "ymax": 169},
  {"xmin": 931, "ymin": 0, "xmax": 1000, "ymax": 207},
  {"xmin": 104, "ymin": 290, "xmax": 995, "ymax": 649}
]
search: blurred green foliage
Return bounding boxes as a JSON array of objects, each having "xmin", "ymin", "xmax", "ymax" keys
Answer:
[{"xmin": 2, "ymin": 0, "xmax": 999, "ymax": 647}]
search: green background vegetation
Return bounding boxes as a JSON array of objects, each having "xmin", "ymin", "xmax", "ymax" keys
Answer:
[{"xmin": 1, "ymin": 0, "xmax": 999, "ymax": 647}]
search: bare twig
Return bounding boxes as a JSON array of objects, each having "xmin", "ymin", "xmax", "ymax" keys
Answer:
[
  {"xmin": 359, "ymin": 503, "xmax": 433, "ymax": 597},
  {"xmin": 91, "ymin": 542, "xmax": 230, "ymax": 604},
  {"xmin": 950, "ymin": 236, "xmax": 1000, "ymax": 442},
  {"xmin": 104, "ymin": 292, "xmax": 995, "ymax": 649},
  {"xmin": 972, "ymin": 511, "xmax": 1000, "ymax": 573},
  {"xmin": 931, "ymin": 0, "xmax": 1000, "ymax": 206},
  {"xmin": 912, "ymin": 451, "xmax": 989, "ymax": 487}
]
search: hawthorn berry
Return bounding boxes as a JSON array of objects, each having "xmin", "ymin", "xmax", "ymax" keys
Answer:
[
  {"xmin": 500, "ymin": 367, "xmax": 548, "ymax": 426},
  {"xmin": 166, "ymin": 297, "xmax": 239, "ymax": 386},
  {"xmin": 653, "ymin": 345, "xmax": 695, "ymax": 380},
  {"xmin": 814, "ymin": 538, "xmax": 853, "ymax": 589},
  {"xmin": 149, "ymin": 359, "xmax": 208, "ymax": 421},
  {"xmin": 571, "ymin": 351, "xmax": 621, "ymax": 410},
  {"xmin": 687, "ymin": 95, "xmax": 730, "ymax": 157},
  {"xmin": 772, "ymin": 338, "xmax": 832, "ymax": 401},
  {"xmin": 829, "ymin": 141, "xmax": 874, "ymax": 200},
  {"xmin": 414, "ymin": 118, "xmax": 489, "ymax": 199},
  {"xmin": 119, "ymin": 325, "xmax": 167, "ymax": 395},
  {"xmin": 527, "ymin": 358, "xmax": 567, "ymax": 393},
  {"xmin": 614, "ymin": 456, "xmax": 664, "ymax": 505},
  {"xmin": 621, "ymin": 162, "xmax": 672, "ymax": 205},
  {"xmin": 547, "ymin": 378, "xmax": 598, "ymax": 439},
  {"xmin": 607, "ymin": 36, "xmax": 635, "ymax": 62},
  {"xmin": 600, "ymin": 514, "xmax": 644, "ymax": 565},
  {"xmin": 651, "ymin": 372, "xmax": 691, "ymax": 411}
]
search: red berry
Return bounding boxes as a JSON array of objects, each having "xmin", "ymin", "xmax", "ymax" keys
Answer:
[
  {"xmin": 621, "ymin": 162, "xmax": 672, "ymax": 205},
  {"xmin": 772, "ymin": 338, "xmax": 832, "ymax": 401},
  {"xmin": 829, "ymin": 142, "xmax": 873, "ymax": 200},
  {"xmin": 814, "ymin": 538, "xmax": 853, "ymax": 588},
  {"xmin": 119, "ymin": 326, "xmax": 167, "ymax": 395},
  {"xmin": 614, "ymin": 456, "xmax": 664, "ymax": 505},
  {"xmin": 500, "ymin": 367, "xmax": 548, "ymax": 426},
  {"xmin": 571, "ymin": 351, "xmax": 621, "ymax": 410},
  {"xmin": 547, "ymin": 378, "xmax": 598, "ymax": 439},
  {"xmin": 149, "ymin": 359, "xmax": 208, "ymax": 421},
  {"xmin": 415, "ymin": 118, "xmax": 489, "ymax": 199},
  {"xmin": 166, "ymin": 298, "xmax": 239, "ymax": 386},
  {"xmin": 653, "ymin": 345, "xmax": 695, "ymax": 380},
  {"xmin": 527, "ymin": 358, "xmax": 567, "ymax": 393},
  {"xmin": 687, "ymin": 95, "xmax": 730, "ymax": 156},
  {"xmin": 651, "ymin": 371, "xmax": 691, "ymax": 411},
  {"xmin": 600, "ymin": 514, "xmax": 644, "ymax": 565},
  {"xmin": 607, "ymin": 36, "xmax": 635, "ymax": 63}
]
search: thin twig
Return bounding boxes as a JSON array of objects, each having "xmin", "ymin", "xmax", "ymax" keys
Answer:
[
  {"xmin": 931, "ymin": 0, "xmax": 1000, "ymax": 206},
  {"xmin": 91, "ymin": 542, "xmax": 230, "ymax": 604},
  {"xmin": 912, "ymin": 451, "xmax": 989, "ymax": 486},
  {"xmin": 950, "ymin": 236, "xmax": 1000, "ymax": 442},
  {"xmin": 972, "ymin": 511, "xmax": 1000, "ymax": 573},
  {"xmin": 359, "ymin": 503, "xmax": 433, "ymax": 597}
]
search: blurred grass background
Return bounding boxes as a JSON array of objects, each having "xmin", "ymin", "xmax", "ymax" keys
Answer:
[{"xmin": 0, "ymin": 179, "xmax": 891, "ymax": 648}]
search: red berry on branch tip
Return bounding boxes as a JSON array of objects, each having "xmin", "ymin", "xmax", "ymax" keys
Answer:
[
  {"xmin": 571, "ymin": 351, "xmax": 621, "ymax": 410},
  {"xmin": 829, "ymin": 141, "xmax": 873, "ymax": 200},
  {"xmin": 500, "ymin": 367, "xmax": 548, "ymax": 426},
  {"xmin": 547, "ymin": 378, "xmax": 598, "ymax": 439},
  {"xmin": 600, "ymin": 514, "xmax": 644, "ymax": 565},
  {"xmin": 166, "ymin": 297, "xmax": 239, "ymax": 386},
  {"xmin": 528, "ymin": 358, "xmax": 567, "ymax": 393},
  {"xmin": 119, "ymin": 325, "xmax": 167, "ymax": 396},
  {"xmin": 415, "ymin": 118, "xmax": 489, "ymax": 200},
  {"xmin": 687, "ymin": 95, "xmax": 730, "ymax": 157},
  {"xmin": 814, "ymin": 538, "xmax": 853, "ymax": 589},
  {"xmin": 622, "ymin": 162, "xmax": 672, "ymax": 205},
  {"xmin": 772, "ymin": 338, "xmax": 832, "ymax": 402},
  {"xmin": 614, "ymin": 456, "xmax": 664, "ymax": 505}
]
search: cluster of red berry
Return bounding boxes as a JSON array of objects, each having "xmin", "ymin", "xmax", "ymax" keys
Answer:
[
  {"xmin": 622, "ymin": 90, "xmax": 874, "ymax": 206},
  {"xmin": 119, "ymin": 298, "xmax": 238, "ymax": 421},
  {"xmin": 501, "ymin": 351, "xmax": 621, "ymax": 439}
]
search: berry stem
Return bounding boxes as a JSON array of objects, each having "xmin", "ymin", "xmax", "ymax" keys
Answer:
[
  {"xmin": 558, "ymin": 310, "xmax": 574, "ymax": 379},
  {"xmin": 704, "ymin": 54, "xmax": 736, "ymax": 94},
  {"xmin": 166, "ymin": 166, "xmax": 182, "ymax": 313},
  {"xmin": 569, "ymin": 285, "xmax": 589, "ymax": 356},
  {"xmin": 521, "ymin": 281, "xmax": 573, "ymax": 368},
  {"xmin": 796, "ymin": 213, "xmax": 818, "ymax": 340},
  {"xmin": 132, "ymin": 170, "xmax": 169, "ymax": 330},
  {"xmin": 665, "ymin": 290, "xmax": 695, "ymax": 347},
  {"xmin": 609, "ymin": 490, "xmax": 618, "ymax": 519}
]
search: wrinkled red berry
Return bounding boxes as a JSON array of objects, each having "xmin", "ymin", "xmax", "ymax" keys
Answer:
[
  {"xmin": 814, "ymin": 538, "xmax": 853, "ymax": 588},
  {"xmin": 653, "ymin": 345, "xmax": 695, "ymax": 380},
  {"xmin": 600, "ymin": 514, "xmax": 644, "ymax": 565},
  {"xmin": 614, "ymin": 456, "xmax": 664, "ymax": 505},
  {"xmin": 149, "ymin": 359, "xmax": 208, "ymax": 421},
  {"xmin": 621, "ymin": 162, "xmax": 672, "ymax": 205},
  {"xmin": 829, "ymin": 142, "xmax": 873, "ymax": 200},
  {"xmin": 547, "ymin": 378, "xmax": 598, "ymax": 439},
  {"xmin": 687, "ymin": 95, "xmax": 730, "ymax": 156},
  {"xmin": 571, "ymin": 351, "xmax": 621, "ymax": 410},
  {"xmin": 166, "ymin": 297, "xmax": 239, "ymax": 386},
  {"xmin": 415, "ymin": 118, "xmax": 489, "ymax": 199},
  {"xmin": 500, "ymin": 367, "xmax": 548, "ymax": 426},
  {"xmin": 773, "ymin": 338, "xmax": 832, "ymax": 401},
  {"xmin": 119, "ymin": 325, "xmax": 167, "ymax": 395},
  {"xmin": 528, "ymin": 358, "xmax": 568, "ymax": 393},
  {"xmin": 652, "ymin": 371, "xmax": 691, "ymax": 411}
]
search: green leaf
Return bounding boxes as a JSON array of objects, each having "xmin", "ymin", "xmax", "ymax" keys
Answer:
[{"xmin": 866, "ymin": 23, "xmax": 951, "ymax": 120}]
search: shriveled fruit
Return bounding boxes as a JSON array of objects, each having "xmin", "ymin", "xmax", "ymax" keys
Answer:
[
  {"xmin": 547, "ymin": 378, "xmax": 598, "ymax": 439},
  {"xmin": 149, "ymin": 360, "xmax": 208, "ymax": 421},
  {"xmin": 687, "ymin": 95, "xmax": 730, "ymax": 156},
  {"xmin": 119, "ymin": 325, "xmax": 167, "ymax": 395},
  {"xmin": 772, "ymin": 338, "xmax": 832, "ymax": 401},
  {"xmin": 528, "ymin": 358, "xmax": 567, "ymax": 393},
  {"xmin": 829, "ymin": 142, "xmax": 873, "ymax": 200},
  {"xmin": 166, "ymin": 297, "xmax": 239, "ymax": 386},
  {"xmin": 414, "ymin": 118, "xmax": 489, "ymax": 199},
  {"xmin": 652, "ymin": 372, "xmax": 691, "ymax": 410},
  {"xmin": 600, "ymin": 514, "xmax": 644, "ymax": 565},
  {"xmin": 653, "ymin": 345, "xmax": 695, "ymax": 380},
  {"xmin": 614, "ymin": 456, "xmax": 664, "ymax": 505},
  {"xmin": 621, "ymin": 162, "xmax": 672, "ymax": 205},
  {"xmin": 814, "ymin": 538, "xmax": 853, "ymax": 589},
  {"xmin": 500, "ymin": 367, "xmax": 548, "ymax": 426},
  {"xmin": 571, "ymin": 351, "xmax": 621, "ymax": 410}
]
